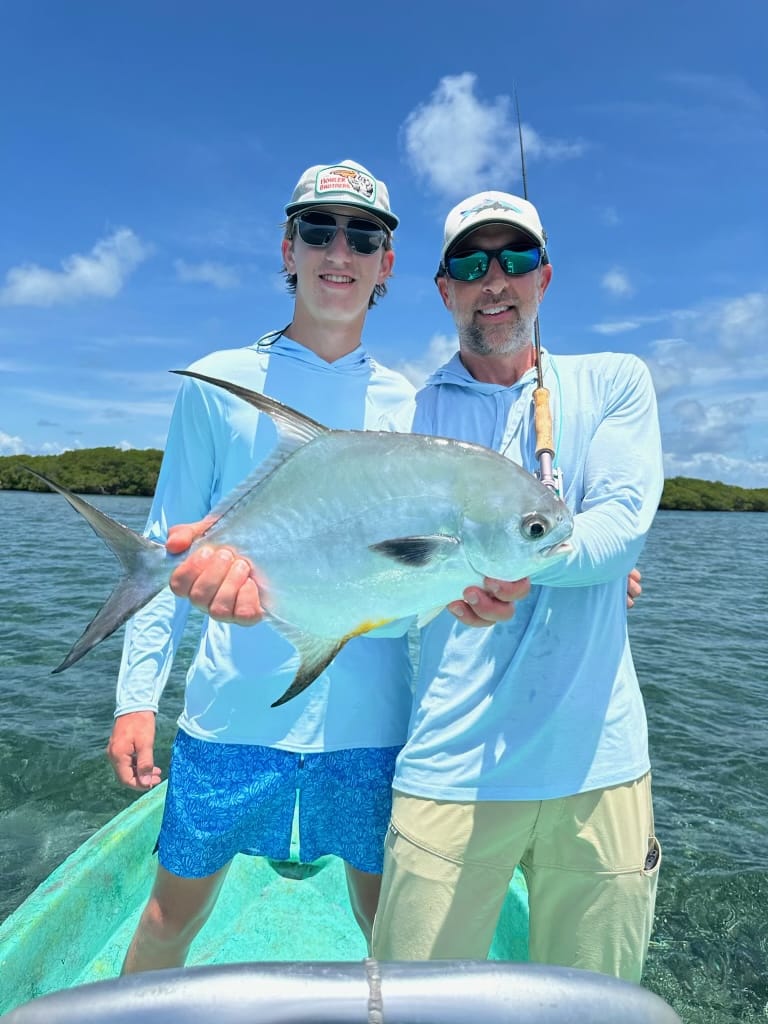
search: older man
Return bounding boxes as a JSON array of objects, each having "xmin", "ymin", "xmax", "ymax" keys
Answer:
[{"xmin": 370, "ymin": 191, "xmax": 664, "ymax": 982}]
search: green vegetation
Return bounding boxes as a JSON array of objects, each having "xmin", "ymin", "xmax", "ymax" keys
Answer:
[
  {"xmin": 660, "ymin": 476, "xmax": 768, "ymax": 512},
  {"xmin": 0, "ymin": 448, "xmax": 162, "ymax": 496},
  {"xmin": 0, "ymin": 450, "xmax": 766, "ymax": 511}
]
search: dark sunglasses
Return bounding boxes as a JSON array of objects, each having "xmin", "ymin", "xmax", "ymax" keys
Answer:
[
  {"xmin": 295, "ymin": 211, "xmax": 388, "ymax": 255},
  {"xmin": 444, "ymin": 245, "xmax": 544, "ymax": 282}
]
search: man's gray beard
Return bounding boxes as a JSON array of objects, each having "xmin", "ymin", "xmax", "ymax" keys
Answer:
[{"xmin": 458, "ymin": 310, "xmax": 536, "ymax": 357}]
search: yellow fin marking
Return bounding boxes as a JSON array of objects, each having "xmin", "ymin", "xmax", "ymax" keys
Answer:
[{"xmin": 342, "ymin": 618, "xmax": 395, "ymax": 641}]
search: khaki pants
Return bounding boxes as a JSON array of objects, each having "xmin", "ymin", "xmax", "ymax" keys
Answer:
[{"xmin": 371, "ymin": 774, "xmax": 661, "ymax": 982}]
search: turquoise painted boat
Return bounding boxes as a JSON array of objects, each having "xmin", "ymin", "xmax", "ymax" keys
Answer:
[
  {"xmin": 0, "ymin": 785, "xmax": 681, "ymax": 1023},
  {"xmin": 0, "ymin": 782, "xmax": 529, "ymax": 1015}
]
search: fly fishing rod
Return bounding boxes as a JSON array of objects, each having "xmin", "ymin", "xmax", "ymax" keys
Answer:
[{"xmin": 515, "ymin": 91, "xmax": 560, "ymax": 495}]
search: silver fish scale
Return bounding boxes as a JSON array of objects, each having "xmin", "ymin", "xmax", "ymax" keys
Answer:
[{"xmin": 197, "ymin": 430, "xmax": 571, "ymax": 640}]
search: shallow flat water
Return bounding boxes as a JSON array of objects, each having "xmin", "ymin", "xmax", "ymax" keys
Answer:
[{"xmin": 1, "ymin": 495, "xmax": 766, "ymax": 1022}]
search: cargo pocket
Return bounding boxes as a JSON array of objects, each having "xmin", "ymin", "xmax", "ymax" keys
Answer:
[
  {"xmin": 643, "ymin": 835, "xmax": 662, "ymax": 876},
  {"xmin": 641, "ymin": 774, "xmax": 661, "ymax": 877}
]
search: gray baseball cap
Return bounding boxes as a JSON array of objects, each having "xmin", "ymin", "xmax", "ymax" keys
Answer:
[{"xmin": 285, "ymin": 159, "xmax": 399, "ymax": 232}]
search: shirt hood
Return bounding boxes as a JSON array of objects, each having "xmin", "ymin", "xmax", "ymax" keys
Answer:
[
  {"xmin": 423, "ymin": 348, "xmax": 550, "ymax": 395},
  {"xmin": 252, "ymin": 331, "xmax": 373, "ymax": 376}
]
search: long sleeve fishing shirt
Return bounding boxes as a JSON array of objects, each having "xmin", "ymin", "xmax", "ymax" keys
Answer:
[
  {"xmin": 115, "ymin": 334, "xmax": 415, "ymax": 752},
  {"xmin": 393, "ymin": 349, "xmax": 664, "ymax": 800}
]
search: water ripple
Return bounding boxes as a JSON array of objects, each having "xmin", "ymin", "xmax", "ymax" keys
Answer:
[{"xmin": 1, "ymin": 498, "xmax": 766, "ymax": 1023}]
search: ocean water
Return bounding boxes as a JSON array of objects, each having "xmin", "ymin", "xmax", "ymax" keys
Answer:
[{"xmin": 0, "ymin": 492, "xmax": 766, "ymax": 1023}]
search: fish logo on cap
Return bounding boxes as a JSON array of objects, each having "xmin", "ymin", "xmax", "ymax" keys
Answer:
[{"xmin": 459, "ymin": 197, "xmax": 524, "ymax": 221}]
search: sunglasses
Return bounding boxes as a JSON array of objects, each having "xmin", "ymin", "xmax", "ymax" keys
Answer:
[
  {"xmin": 444, "ymin": 245, "xmax": 544, "ymax": 282},
  {"xmin": 295, "ymin": 211, "xmax": 388, "ymax": 255}
]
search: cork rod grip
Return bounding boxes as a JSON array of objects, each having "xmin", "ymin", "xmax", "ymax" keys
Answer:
[{"xmin": 533, "ymin": 387, "xmax": 555, "ymax": 457}]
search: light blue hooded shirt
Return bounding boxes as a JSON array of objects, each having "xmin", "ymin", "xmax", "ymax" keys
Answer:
[
  {"xmin": 394, "ymin": 348, "xmax": 664, "ymax": 800},
  {"xmin": 115, "ymin": 333, "xmax": 415, "ymax": 752}
]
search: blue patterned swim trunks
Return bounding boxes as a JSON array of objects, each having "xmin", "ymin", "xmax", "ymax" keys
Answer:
[{"xmin": 158, "ymin": 730, "xmax": 401, "ymax": 878}]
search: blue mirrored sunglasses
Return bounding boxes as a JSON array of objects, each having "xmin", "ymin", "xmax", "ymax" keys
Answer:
[{"xmin": 445, "ymin": 245, "xmax": 544, "ymax": 282}]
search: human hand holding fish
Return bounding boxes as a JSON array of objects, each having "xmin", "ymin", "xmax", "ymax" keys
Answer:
[
  {"xmin": 164, "ymin": 523, "xmax": 530, "ymax": 628},
  {"xmin": 166, "ymin": 521, "xmax": 267, "ymax": 626},
  {"xmin": 448, "ymin": 575, "xmax": 531, "ymax": 626},
  {"xmin": 626, "ymin": 567, "xmax": 642, "ymax": 609}
]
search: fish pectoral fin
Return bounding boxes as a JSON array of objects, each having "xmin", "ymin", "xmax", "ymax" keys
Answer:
[
  {"xmin": 369, "ymin": 534, "xmax": 461, "ymax": 568},
  {"xmin": 270, "ymin": 613, "xmax": 397, "ymax": 707},
  {"xmin": 416, "ymin": 606, "xmax": 445, "ymax": 628},
  {"xmin": 270, "ymin": 628, "xmax": 347, "ymax": 708}
]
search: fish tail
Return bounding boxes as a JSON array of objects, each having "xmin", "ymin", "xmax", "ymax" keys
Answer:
[{"xmin": 24, "ymin": 468, "xmax": 170, "ymax": 673}]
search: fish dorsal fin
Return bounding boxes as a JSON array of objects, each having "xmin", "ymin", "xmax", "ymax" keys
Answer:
[
  {"xmin": 172, "ymin": 369, "xmax": 331, "ymax": 533},
  {"xmin": 267, "ymin": 618, "xmax": 348, "ymax": 708},
  {"xmin": 172, "ymin": 369, "xmax": 329, "ymax": 451},
  {"xmin": 369, "ymin": 534, "xmax": 461, "ymax": 568}
]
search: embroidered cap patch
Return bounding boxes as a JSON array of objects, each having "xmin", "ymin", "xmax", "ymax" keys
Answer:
[{"xmin": 314, "ymin": 165, "xmax": 376, "ymax": 205}]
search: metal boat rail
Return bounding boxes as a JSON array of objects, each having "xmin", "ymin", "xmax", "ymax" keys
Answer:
[{"xmin": 3, "ymin": 959, "xmax": 681, "ymax": 1023}]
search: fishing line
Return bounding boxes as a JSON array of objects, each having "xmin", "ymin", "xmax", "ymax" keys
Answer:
[
  {"xmin": 550, "ymin": 353, "xmax": 564, "ymax": 465},
  {"xmin": 514, "ymin": 90, "xmax": 563, "ymax": 497}
]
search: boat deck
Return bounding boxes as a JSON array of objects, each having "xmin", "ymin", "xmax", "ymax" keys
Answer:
[{"xmin": 0, "ymin": 785, "xmax": 528, "ymax": 1014}]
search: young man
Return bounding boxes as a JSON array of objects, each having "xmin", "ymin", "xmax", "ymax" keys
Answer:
[
  {"xmin": 110, "ymin": 161, "xmax": 516, "ymax": 974},
  {"xmin": 370, "ymin": 192, "xmax": 664, "ymax": 982}
]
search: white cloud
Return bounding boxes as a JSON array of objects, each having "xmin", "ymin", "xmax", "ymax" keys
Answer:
[
  {"xmin": 642, "ymin": 292, "xmax": 768, "ymax": 397},
  {"xmin": 648, "ymin": 337, "xmax": 768, "ymax": 399},
  {"xmin": 645, "ymin": 338, "xmax": 693, "ymax": 395},
  {"xmin": 706, "ymin": 292, "xmax": 768, "ymax": 352},
  {"xmin": 592, "ymin": 320, "xmax": 642, "ymax": 335},
  {"xmin": 589, "ymin": 289, "xmax": 768, "ymax": 484},
  {"xmin": 178, "ymin": 214, "xmax": 274, "ymax": 258},
  {"xmin": 397, "ymin": 333, "xmax": 458, "ymax": 387},
  {"xmin": 601, "ymin": 268, "xmax": 634, "ymax": 297},
  {"xmin": 0, "ymin": 431, "xmax": 25, "ymax": 455},
  {"xmin": 660, "ymin": 391, "xmax": 768, "ymax": 486},
  {"xmin": 662, "ymin": 72, "xmax": 764, "ymax": 113},
  {"xmin": 174, "ymin": 259, "xmax": 240, "ymax": 289},
  {"xmin": 663, "ymin": 450, "xmax": 768, "ymax": 488},
  {"xmin": 80, "ymin": 331, "xmax": 202, "ymax": 353},
  {"xmin": 599, "ymin": 206, "xmax": 621, "ymax": 227},
  {"xmin": 269, "ymin": 270, "xmax": 289, "ymax": 295},
  {"xmin": 402, "ymin": 73, "xmax": 585, "ymax": 198},
  {"xmin": 592, "ymin": 307, "xmax": 698, "ymax": 335},
  {"xmin": 0, "ymin": 359, "xmax": 33, "ymax": 372},
  {"xmin": 39, "ymin": 441, "xmax": 72, "ymax": 454},
  {"xmin": 19, "ymin": 387, "xmax": 174, "ymax": 421},
  {"xmin": 0, "ymin": 229, "xmax": 150, "ymax": 307},
  {"xmin": 97, "ymin": 369, "xmax": 186, "ymax": 393},
  {"xmin": 666, "ymin": 396, "xmax": 755, "ymax": 453}
]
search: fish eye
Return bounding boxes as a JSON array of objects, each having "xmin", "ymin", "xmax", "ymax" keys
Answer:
[{"xmin": 521, "ymin": 514, "xmax": 550, "ymax": 540}]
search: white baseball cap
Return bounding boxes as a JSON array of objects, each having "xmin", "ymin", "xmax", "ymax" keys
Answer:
[
  {"xmin": 441, "ymin": 191, "xmax": 547, "ymax": 260},
  {"xmin": 285, "ymin": 159, "xmax": 398, "ymax": 231}
]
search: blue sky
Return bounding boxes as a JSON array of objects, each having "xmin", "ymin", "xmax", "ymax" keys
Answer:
[{"xmin": 1, "ymin": 2, "xmax": 766, "ymax": 485}]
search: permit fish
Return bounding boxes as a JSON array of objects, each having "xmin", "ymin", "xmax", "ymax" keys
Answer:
[{"xmin": 29, "ymin": 370, "xmax": 574, "ymax": 706}]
